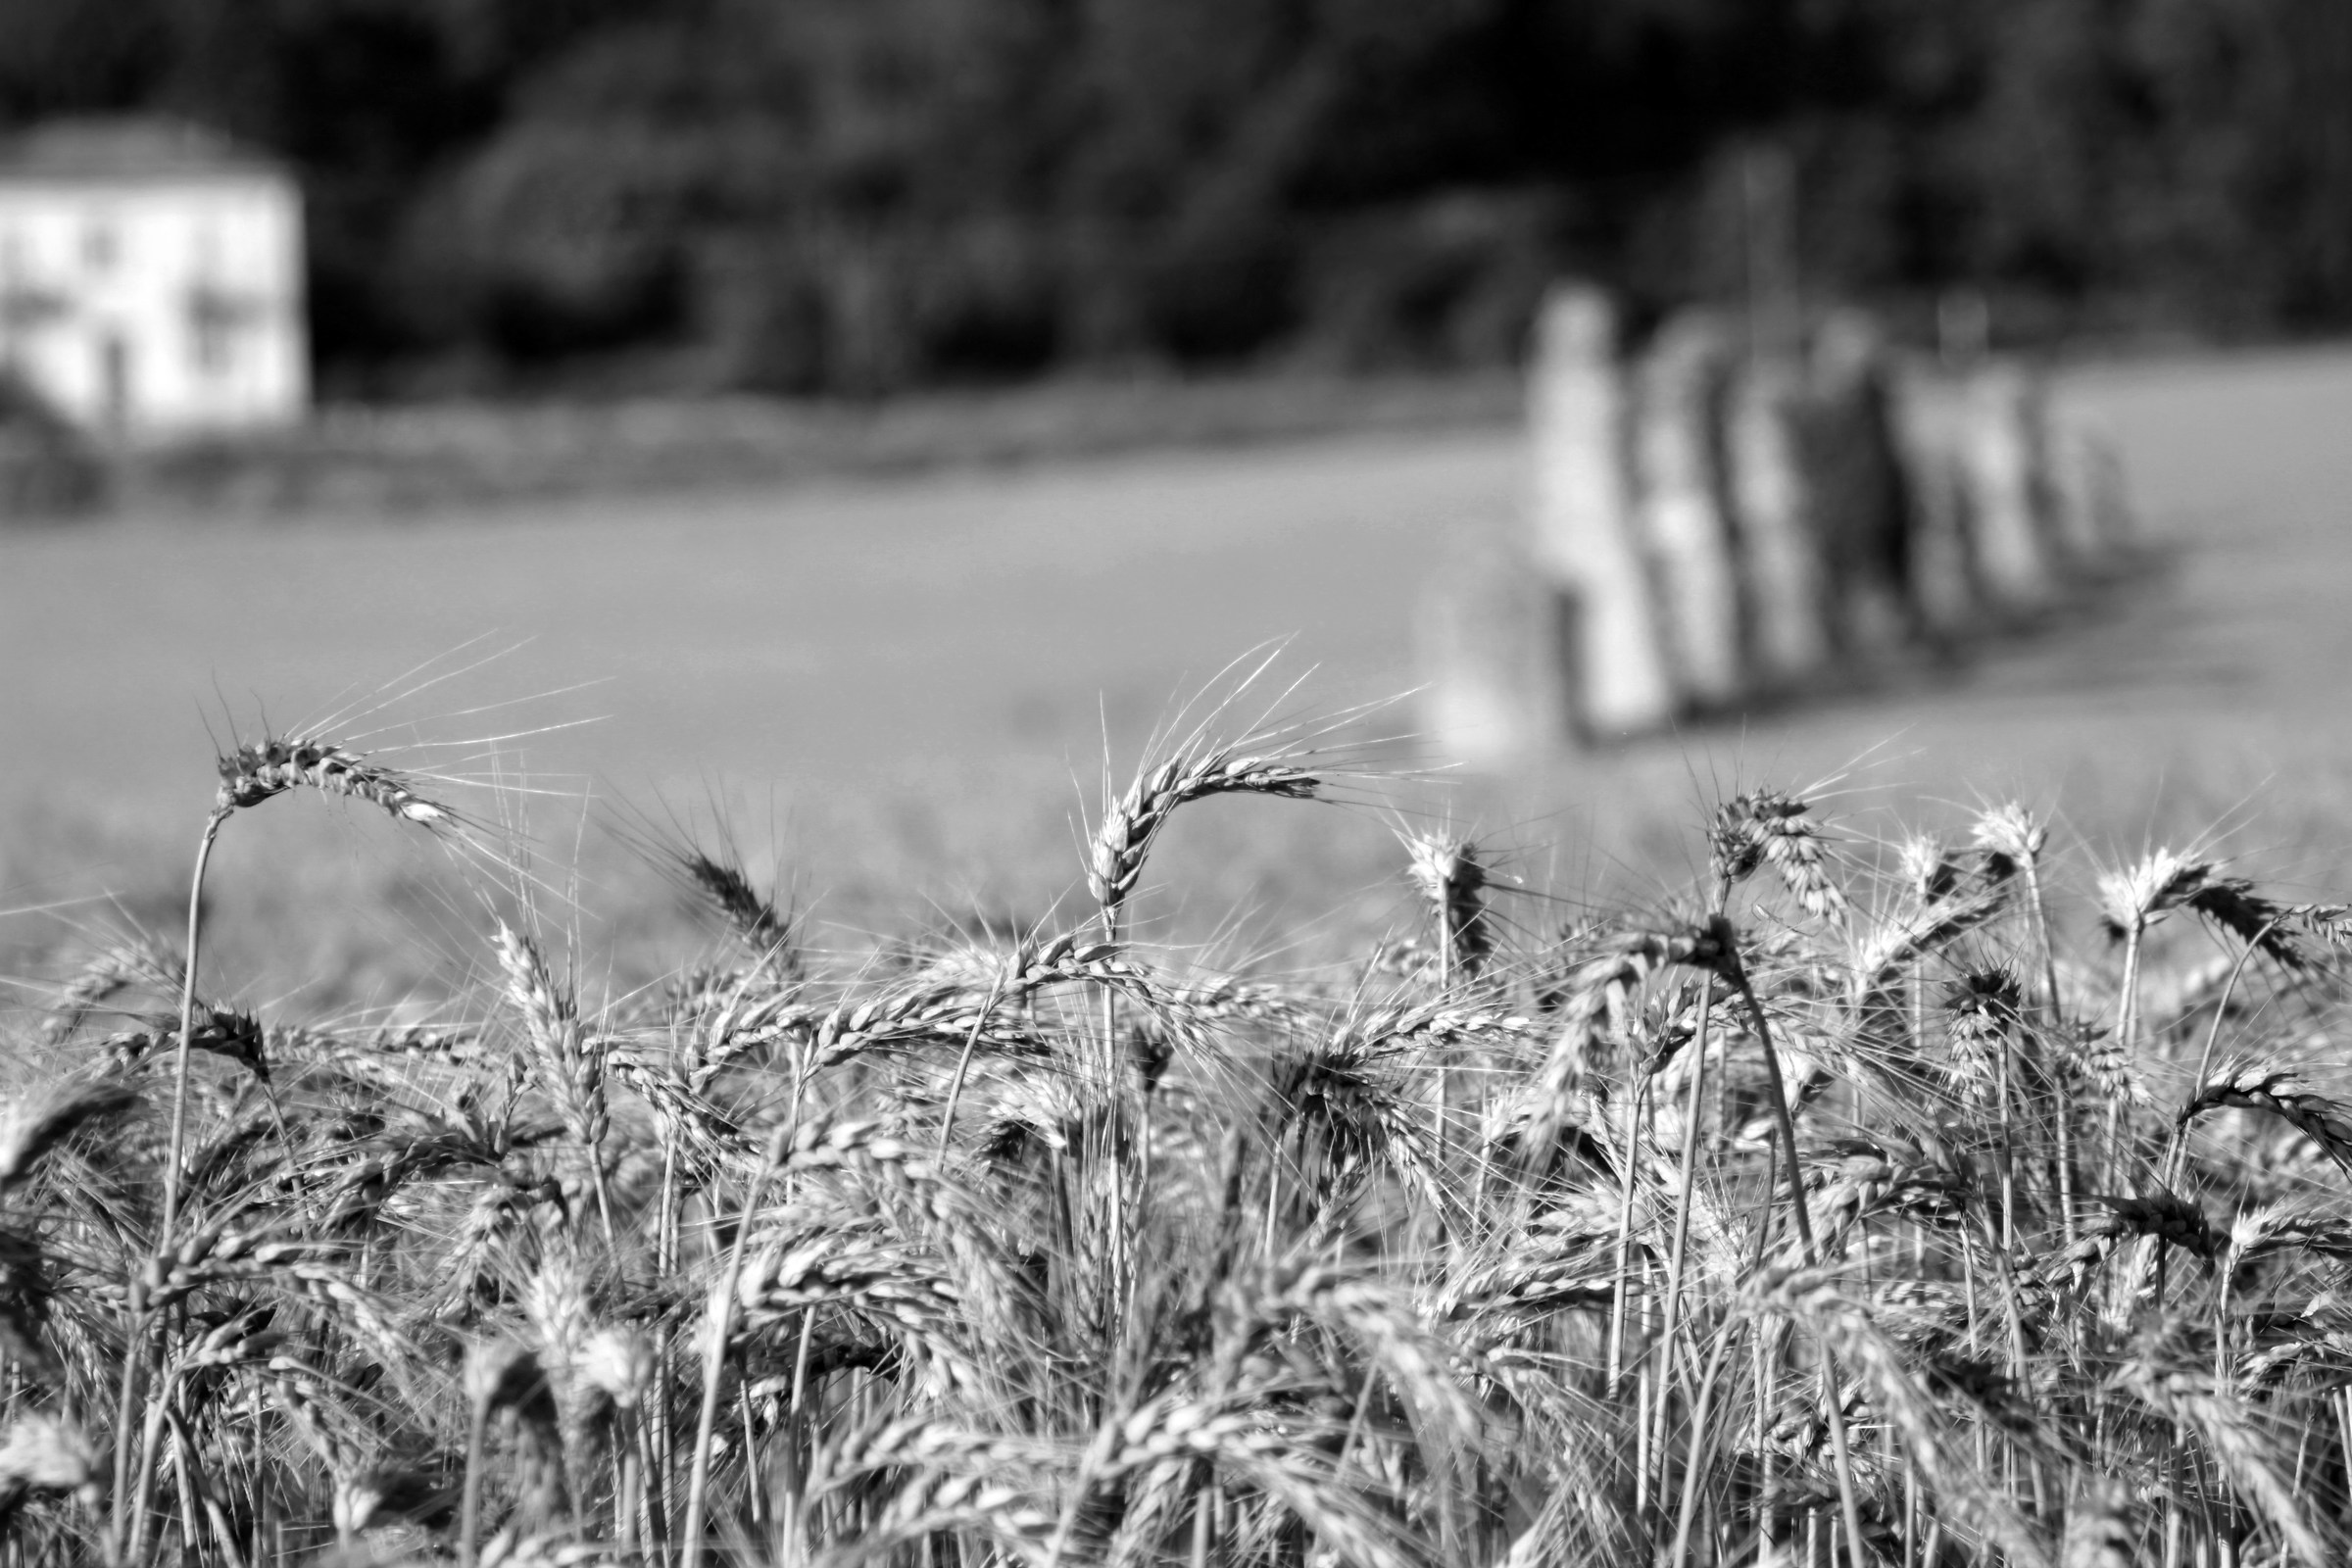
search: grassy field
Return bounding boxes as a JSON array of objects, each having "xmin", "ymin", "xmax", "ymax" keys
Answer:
[
  {"xmin": 8, "ymin": 343, "xmax": 2352, "ymax": 981},
  {"xmin": 4, "ymin": 348, "xmax": 2352, "ymax": 1563}
]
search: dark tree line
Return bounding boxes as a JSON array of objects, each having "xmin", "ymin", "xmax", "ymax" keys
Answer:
[{"xmin": 6, "ymin": 0, "xmax": 2349, "ymax": 396}]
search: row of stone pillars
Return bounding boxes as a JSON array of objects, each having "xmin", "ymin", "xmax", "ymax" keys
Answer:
[{"xmin": 1424, "ymin": 284, "xmax": 2133, "ymax": 762}]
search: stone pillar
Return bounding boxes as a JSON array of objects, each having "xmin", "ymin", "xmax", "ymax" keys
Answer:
[
  {"xmin": 1906, "ymin": 447, "xmax": 1982, "ymax": 645},
  {"xmin": 1631, "ymin": 312, "xmax": 1744, "ymax": 709},
  {"xmin": 2044, "ymin": 410, "xmax": 2133, "ymax": 566},
  {"xmin": 1419, "ymin": 538, "xmax": 1573, "ymax": 768},
  {"xmin": 1962, "ymin": 361, "xmax": 2058, "ymax": 611},
  {"xmin": 1798, "ymin": 311, "xmax": 1918, "ymax": 657},
  {"xmin": 1527, "ymin": 284, "xmax": 1677, "ymax": 737},
  {"xmin": 1886, "ymin": 367, "xmax": 1984, "ymax": 645},
  {"xmin": 1723, "ymin": 355, "xmax": 1834, "ymax": 688}
]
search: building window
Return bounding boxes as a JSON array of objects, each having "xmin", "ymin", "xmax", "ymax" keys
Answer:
[
  {"xmin": 99, "ymin": 332, "xmax": 131, "ymax": 428},
  {"xmin": 0, "ymin": 231, "xmax": 68, "ymax": 345},
  {"xmin": 187, "ymin": 283, "xmax": 252, "ymax": 376},
  {"xmin": 194, "ymin": 319, "xmax": 235, "ymax": 375},
  {"xmin": 82, "ymin": 219, "xmax": 119, "ymax": 272}
]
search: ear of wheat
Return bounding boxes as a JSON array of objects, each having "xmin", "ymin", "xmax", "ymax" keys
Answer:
[
  {"xmin": 1710, "ymin": 789, "xmax": 1847, "ymax": 923},
  {"xmin": 1403, "ymin": 832, "xmax": 1493, "ymax": 983},
  {"xmin": 215, "ymin": 734, "xmax": 452, "ymax": 825},
  {"xmin": 1089, "ymin": 744, "xmax": 1320, "ymax": 929},
  {"xmin": 22, "ymin": 675, "xmax": 2352, "ymax": 1568},
  {"xmin": 0, "ymin": 1080, "xmax": 140, "ymax": 1190}
]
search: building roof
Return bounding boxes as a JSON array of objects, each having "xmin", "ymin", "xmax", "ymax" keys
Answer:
[{"xmin": 0, "ymin": 118, "xmax": 286, "ymax": 187}]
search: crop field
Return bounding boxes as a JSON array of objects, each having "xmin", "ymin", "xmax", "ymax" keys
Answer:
[
  {"xmin": 3, "ymin": 345, "xmax": 2352, "ymax": 1565},
  {"xmin": 8, "ymin": 346, "xmax": 2352, "ymax": 994}
]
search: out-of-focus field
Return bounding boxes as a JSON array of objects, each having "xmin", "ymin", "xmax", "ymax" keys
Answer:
[{"xmin": 6, "ymin": 345, "xmax": 2352, "ymax": 997}]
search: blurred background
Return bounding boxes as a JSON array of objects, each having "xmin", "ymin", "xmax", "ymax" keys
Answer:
[
  {"xmin": 4, "ymin": 0, "xmax": 2352, "ymax": 1004},
  {"xmin": 7, "ymin": 1, "xmax": 2352, "ymax": 395}
]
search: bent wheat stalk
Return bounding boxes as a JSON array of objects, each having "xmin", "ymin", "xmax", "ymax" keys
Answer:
[
  {"xmin": 1696, "ymin": 915, "xmax": 1869, "ymax": 1568},
  {"xmin": 121, "ymin": 734, "xmax": 452, "ymax": 1554},
  {"xmin": 114, "ymin": 800, "xmax": 228, "ymax": 1554},
  {"xmin": 682, "ymin": 1117, "xmax": 800, "ymax": 1568}
]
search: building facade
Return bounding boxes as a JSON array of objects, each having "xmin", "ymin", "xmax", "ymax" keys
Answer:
[{"xmin": 0, "ymin": 119, "xmax": 307, "ymax": 440}]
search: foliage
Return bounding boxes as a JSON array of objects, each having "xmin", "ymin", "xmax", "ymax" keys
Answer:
[{"xmin": 4, "ymin": 0, "xmax": 2350, "ymax": 393}]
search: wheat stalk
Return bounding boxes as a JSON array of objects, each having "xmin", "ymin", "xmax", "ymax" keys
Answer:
[
  {"xmin": 32, "ymin": 675, "xmax": 2352, "ymax": 1568},
  {"xmin": 494, "ymin": 922, "xmax": 614, "ymax": 1239},
  {"xmin": 1089, "ymin": 745, "xmax": 1319, "ymax": 933}
]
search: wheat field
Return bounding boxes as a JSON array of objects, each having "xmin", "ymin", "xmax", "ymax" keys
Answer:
[
  {"xmin": 8, "ymin": 345, "xmax": 2352, "ymax": 1564},
  {"xmin": 2, "ymin": 657, "xmax": 2352, "ymax": 1568}
]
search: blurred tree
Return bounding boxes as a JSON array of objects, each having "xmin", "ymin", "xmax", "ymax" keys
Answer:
[
  {"xmin": 0, "ymin": 0, "xmax": 167, "ymax": 119},
  {"xmin": 4, "ymin": 0, "xmax": 2348, "ymax": 393}
]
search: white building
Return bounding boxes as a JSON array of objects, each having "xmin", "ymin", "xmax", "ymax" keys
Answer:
[{"xmin": 0, "ymin": 119, "xmax": 307, "ymax": 439}]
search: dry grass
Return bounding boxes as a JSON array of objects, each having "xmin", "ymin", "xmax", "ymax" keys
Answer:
[{"xmin": 9, "ymin": 677, "xmax": 2352, "ymax": 1568}]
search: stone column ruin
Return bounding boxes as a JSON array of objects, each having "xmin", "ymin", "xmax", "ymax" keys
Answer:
[
  {"xmin": 1795, "ymin": 310, "xmax": 1919, "ymax": 658},
  {"xmin": 2043, "ymin": 407, "xmax": 2134, "ymax": 567},
  {"xmin": 1959, "ymin": 360, "xmax": 2059, "ymax": 612},
  {"xmin": 1526, "ymin": 284, "xmax": 1677, "ymax": 738},
  {"xmin": 1630, "ymin": 312, "xmax": 1745, "ymax": 710},
  {"xmin": 1722, "ymin": 355, "xmax": 1834, "ymax": 689},
  {"xmin": 1886, "ymin": 372, "xmax": 1984, "ymax": 646},
  {"xmin": 1420, "ymin": 280, "xmax": 2135, "ymax": 763},
  {"xmin": 1417, "ymin": 538, "xmax": 1576, "ymax": 768}
]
